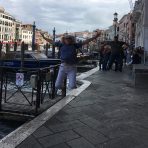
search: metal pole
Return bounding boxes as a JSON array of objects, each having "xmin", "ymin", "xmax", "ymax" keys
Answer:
[
  {"xmin": 62, "ymin": 78, "xmax": 67, "ymax": 97},
  {"xmin": 45, "ymin": 43, "xmax": 48, "ymax": 57},
  {"xmin": 32, "ymin": 21, "xmax": 36, "ymax": 51},
  {"xmin": 36, "ymin": 70, "xmax": 41, "ymax": 113},
  {"xmin": 51, "ymin": 66, "xmax": 57, "ymax": 99},
  {"xmin": 52, "ymin": 27, "xmax": 56, "ymax": 58},
  {"xmin": 21, "ymin": 42, "xmax": 25, "ymax": 69},
  {"xmin": 15, "ymin": 27, "xmax": 19, "ymax": 41}
]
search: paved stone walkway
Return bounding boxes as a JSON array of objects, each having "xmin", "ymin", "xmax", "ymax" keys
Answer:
[{"xmin": 17, "ymin": 69, "xmax": 148, "ymax": 148}]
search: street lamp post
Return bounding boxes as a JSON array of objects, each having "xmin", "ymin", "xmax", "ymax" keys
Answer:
[
  {"xmin": 32, "ymin": 21, "xmax": 36, "ymax": 51},
  {"xmin": 52, "ymin": 27, "xmax": 56, "ymax": 58},
  {"xmin": 113, "ymin": 12, "xmax": 118, "ymax": 37}
]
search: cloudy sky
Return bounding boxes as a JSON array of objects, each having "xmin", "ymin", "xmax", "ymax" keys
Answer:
[{"xmin": 0, "ymin": 0, "xmax": 135, "ymax": 34}]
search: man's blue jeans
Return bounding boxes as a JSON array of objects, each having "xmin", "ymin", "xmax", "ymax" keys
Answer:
[{"xmin": 55, "ymin": 63, "xmax": 77, "ymax": 90}]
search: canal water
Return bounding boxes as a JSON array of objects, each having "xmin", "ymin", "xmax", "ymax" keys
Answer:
[{"xmin": 0, "ymin": 120, "xmax": 24, "ymax": 140}]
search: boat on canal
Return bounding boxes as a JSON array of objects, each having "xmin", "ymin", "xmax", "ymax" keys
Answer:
[{"xmin": 0, "ymin": 51, "xmax": 61, "ymax": 68}]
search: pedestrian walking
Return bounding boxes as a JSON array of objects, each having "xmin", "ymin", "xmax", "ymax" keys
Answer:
[
  {"xmin": 41, "ymin": 31, "xmax": 101, "ymax": 91},
  {"xmin": 107, "ymin": 36, "xmax": 124, "ymax": 72},
  {"xmin": 102, "ymin": 44, "xmax": 111, "ymax": 71}
]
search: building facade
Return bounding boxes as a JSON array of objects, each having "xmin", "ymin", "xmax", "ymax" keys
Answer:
[
  {"xmin": 35, "ymin": 29, "xmax": 50, "ymax": 45},
  {"xmin": 0, "ymin": 6, "xmax": 51, "ymax": 48},
  {"xmin": 133, "ymin": 0, "xmax": 148, "ymax": 49},
  {"xmin": 15, "ymin": 20, "xmax": 22, "ymax": 42},
  {"xmin": 118, "ymin": 13, "xmax": 135, "ymax": 44},
  {"xmin": 104, "ymin": 25, "xmax": 115, "ymax": 41},
  {"xmin": 0, "ymin": 6, "xmax": 16, "ymax": 42},
  {"xmin": 21, "ymin": 24, "xmax": 33, "ymax": 44},
  {"xmin": 118, "ymin": 14, "xmax": 129, "ymax": 43}
]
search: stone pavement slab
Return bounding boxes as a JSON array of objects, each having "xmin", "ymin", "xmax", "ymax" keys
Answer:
[
  {"xmin": 49, "ymin": 143, "xmax": 70, "ymax": 148},
  {"xmin": 33, "ymin": 126, "xmax": 53, "ymax": 138},
  {"xmin": 46, "ymin": 120, "xmax": 86, "ymax": 133},
  {"xmin": 38, "ymin": 130, "xmax": 79, "ymax": 148},
  {"xmin": 73, "ymin": 126, "xmax": 107, "ymax": 145},
  {"xmin": 17, "ymin": 69, "xmax": 148, "ymax": 148},
  {"xmin": 67, "ymin": 137, "xmax": 95, "ymax": 148},
  {"xmin": 17, "ymin": 135, "xmax": 42, "ymax": 148}
]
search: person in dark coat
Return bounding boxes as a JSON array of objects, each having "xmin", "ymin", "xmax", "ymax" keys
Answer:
[
  {"xmin": 107, "ymin": 36, "xmax": 124, "ymax": 72},
  {"xmin": 102, "ymin": 44, "xmax": 111, "ymax": 71},
  {"xmin": 132, "ymin": 48, "xmax": 141, "ymax": 64}
]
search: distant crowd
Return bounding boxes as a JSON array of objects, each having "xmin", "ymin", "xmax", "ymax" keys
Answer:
[{"xmin": 98, "ymin": 36, "xmax": 144, "ymax": 72}]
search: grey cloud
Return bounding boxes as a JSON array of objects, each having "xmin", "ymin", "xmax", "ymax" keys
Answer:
[{"xmin": 1, "ymin": 0, "xmax": 131, "ymax": 33}]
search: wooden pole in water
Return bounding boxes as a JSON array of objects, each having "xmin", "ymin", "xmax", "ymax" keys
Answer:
[
  {"xmin": 52, "ymin": 27, "xmax": 56, "ymax": 58},
  {"xmin": 14, "ymin": 42, "xmax": 17, "ymax": 52},
  {"xmin": 6, "ymin": 43, "xmax": 10, "ymax": 53},
  {"xmin": 21, "ymin": 42, "xmax": 25, "ymax": 69},
  {"xmin": 0, "ymin": 41, "xmax": 2, "ymax": 59},
  {"xmin": 32, "ymin": 21, "xmax": 36, "ymax": 51},
  {"xmin": 45, "ymin": 43, "xmax": 48, "ymax": 57}
]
